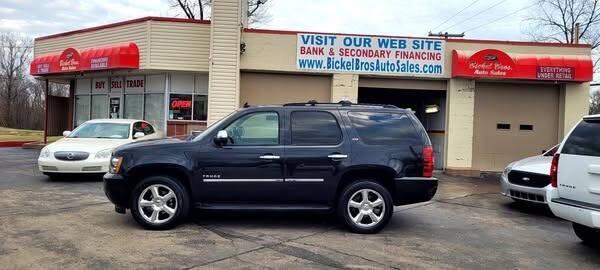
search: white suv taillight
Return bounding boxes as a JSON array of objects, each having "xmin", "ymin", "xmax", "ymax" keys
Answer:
[
  {"xmin": 423, "ymin": 145, "xmax": 434, "ymax": 178},
  {"xmin": 550, "ymin": 153, "xmax": 559, "ymax": 188}
]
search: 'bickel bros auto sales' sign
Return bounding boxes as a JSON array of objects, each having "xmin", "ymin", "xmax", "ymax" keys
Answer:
[{"xmin": 296, "ymin": 33, "xmax": 445, "ymax": 77}]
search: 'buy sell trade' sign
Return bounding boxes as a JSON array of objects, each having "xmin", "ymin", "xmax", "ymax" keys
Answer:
[{"xmin": 297, "ymin": 33, "xmax": 445, "ymax": 77}]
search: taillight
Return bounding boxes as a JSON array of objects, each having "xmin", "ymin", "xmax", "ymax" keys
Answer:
[
  {"xmin": 423, "ymin": 145, "xmax": 434, "ymax": 178},
  {"xmin": 550, "ymin": 153, "xmax": 559, "ymax": 188}
]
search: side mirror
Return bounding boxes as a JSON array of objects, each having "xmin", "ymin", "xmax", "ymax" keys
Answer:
[
  {"xmin": 214, "ymin": 130, "xmax": 229, "ymax": 146},
  {"xmin": 133, "ymin": 132, "xmax": 145, "ymax": 139},
  {"xmin": 62, "ymin": 130, "xmax": 71, "ymax": 137}
]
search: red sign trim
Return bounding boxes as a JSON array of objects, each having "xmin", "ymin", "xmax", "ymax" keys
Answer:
[{"xmin": 452, "ymin": 49, "xmax": 593, "ymax": 82}]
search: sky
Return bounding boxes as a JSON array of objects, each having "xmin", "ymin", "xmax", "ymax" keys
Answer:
[{"xmin": 0, "ymin": 0, "xmax": 535, "ymax": 41}]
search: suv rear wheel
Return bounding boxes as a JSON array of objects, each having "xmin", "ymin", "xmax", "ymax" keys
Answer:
[
  {"xmin": 338, "ymin": 180, "xmax": 393, "ymax": 234},
  {"xmin": 131, "ymin": 176, "xmax": 190, "ymax": 230},
  {"xmin": 573, "ymin": 223, "xmax": 600, "ymax": 244}
]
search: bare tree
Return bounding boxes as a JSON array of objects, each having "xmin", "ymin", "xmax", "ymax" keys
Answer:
[
  {"xmin": 527, "ymin": 0, "xmax": 600, "ymax": 47},
  {"xmin": 591, "ymin": 90, "xmax": 600, "ymax": 114},
  {"xmin": 169, "ymin": 0, "xmax": 270, "ymax": 24},
  {"xmin": 0, "ymin": 33, "xmax": 32, "ymax": 128}
]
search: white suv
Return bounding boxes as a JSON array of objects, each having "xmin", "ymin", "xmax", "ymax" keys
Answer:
[{"xmin": 547, "ymin": 115, "xmax": 600, "ymax": 244}]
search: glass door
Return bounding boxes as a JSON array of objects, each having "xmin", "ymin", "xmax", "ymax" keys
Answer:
[{"xmin": 109, "ymin": 95, "xmax": 122, "ymax": 119}]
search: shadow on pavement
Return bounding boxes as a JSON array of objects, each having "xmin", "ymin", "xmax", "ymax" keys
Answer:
[
  {"xmin": 190, "ymin": 210, "xmax": 337, "ymax": 229},
  {"xmin": 502, "ymin": 200, "xmax": 556, "ymax": 218},
  {"xmin": 44, "ymin": 174, "xmax": 104, "ymax": 183}
]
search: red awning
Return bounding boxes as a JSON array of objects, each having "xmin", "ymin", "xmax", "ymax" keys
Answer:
[
  {"xmin": 452, "ymin": 49, "xmax": 593, "ymax": 82},
  {"xmin": 30, "ymin": 42, "xmax": 139, "ymax": 76}
]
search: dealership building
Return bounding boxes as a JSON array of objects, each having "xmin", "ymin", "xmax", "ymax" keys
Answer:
[{"xmin": 30, "ymin": 0, "xmax": 593, "ymax": 175}]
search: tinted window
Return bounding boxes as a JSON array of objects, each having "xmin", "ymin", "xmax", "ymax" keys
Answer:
[
  {"xmin": 562, "ymin": 119, "xmax": 600, "ymax": 157},
  {"xmin": 224, "ymin": 112, "xmax": 279, "ymax": 145},
  {"xmin": 291, "ymin": 111, "xmax": 342, "ymax": 145},
  {"xmin": 133, "ymin": 122, "xmax": 155, "ymax": 136},
  {"xmin": 348, "ymin": 112, "xmax": 421, "ymax": 145}
]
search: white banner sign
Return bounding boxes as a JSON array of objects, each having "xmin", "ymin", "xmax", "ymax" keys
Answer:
[{"xmin": 297, "ymin": 33, "xmax": 445, "ymax": 77}]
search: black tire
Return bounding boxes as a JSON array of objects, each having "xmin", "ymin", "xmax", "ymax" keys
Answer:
[
  {"xmin": 337, "ymin": 180, "xmax": 393, "ymax": 234},
  {"xmin": 573, "ymin": 223, "xmax": 600, "ymax": 244},
  {"xmin": 130, "ymin": 176, "xmax": 190, "ymax": 230},
  {"xmin": 44, "ymin": 173, "xmax": 60, "ymax": 181}
]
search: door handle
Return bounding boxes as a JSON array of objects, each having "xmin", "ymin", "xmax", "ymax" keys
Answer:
[
  {"xmin": 328, "ymin": 154, "xmax": 348, "ymax": 159},
  {"xmin": 259, "ymin": 155, "xmax": 280, "ymax": 160}
]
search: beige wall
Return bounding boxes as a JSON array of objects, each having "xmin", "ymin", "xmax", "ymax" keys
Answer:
[
  {"xmin": 240, "ymin": 31, "xmax": 592, "ymax": 79},
  {"xmin": 472, "ymin": 82, "xmax": 559, "ymax": 171},
  {"xmin": 149, "ymin": 21, "xmax": 210, "ymax": 71},
  {"xmin": 240, "ymin": 73, "xmax": 331, "ymax": 105},
  {"xmin": 445, "ymin": 78, "xmax": 476, "ymax": 171},
  {"xmin": 331, "ymin": 74, "xmax": 358, "ymax": 103},
  {"xmin": 241, "ymin": 32, "xmax": 297, "ymax": 72},
  {"xmin": 560, "ymin": 83, "xmax": 590, "ymax": 138},
  {"xmin": 34, "ymin": 20, "xmax": 211, "ymax": 72}
]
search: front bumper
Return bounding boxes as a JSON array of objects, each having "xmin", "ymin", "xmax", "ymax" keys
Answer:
[
  {"xmin": 38, "ymin": 157, "xmax": 110, "ymax": 173},
  {"xmin": 500, "ymin": 175, "xmax": 548, "ymax": 204},
  {"xmin": 547, "ymin": 187, "xmax": 600, "ymax": 229},
  {"xmin": 103, "ymin": 173, "xmax": 130, "ymax": 208},
  {"xmin": 393, "ymin": 177, "xmax": 438, "ymax": 206}
]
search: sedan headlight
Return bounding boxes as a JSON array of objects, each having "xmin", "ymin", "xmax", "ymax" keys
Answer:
[
  {"xmin": 39, "ymin": 147, "xmax": 51, "ymax": 159},
  {"xmin": 109, "ymin": 156, "xmax": 123, "ymax": 174},
  {"xmin": 94, "ymin": 149, "xmax": 113, "ymax": 159}
]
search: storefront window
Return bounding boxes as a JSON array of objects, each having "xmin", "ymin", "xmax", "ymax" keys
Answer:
[
  {"xmin": 169, "ymin": 94, "xmax": 192, "ymax": 120},
  {"xmin": 91, "ymin": 95, "xmax": 108, "ymax": 119},
  {"xmin": 75, "ymin": 95, "xmax": 90, "ymax": 127},
  {"xmin": 193, "ymin": 95, "xmax": 208, "ymax": 121},
  {"xmin": 145, "ymin": 94, "xmax": 164, "ymax": 129},
  {"xmin": 124, "ymin": 94, "xmax": 143, "ymax": 119}
]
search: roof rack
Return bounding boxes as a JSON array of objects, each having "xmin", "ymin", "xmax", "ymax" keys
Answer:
[{"xmin": 283, "ymin": 100, "xmax": 398, "ymax": 109}]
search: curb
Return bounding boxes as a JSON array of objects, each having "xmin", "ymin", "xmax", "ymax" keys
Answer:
[
  {"xmin": 22, "ymin": 142, "xmax": 46, "ymax": 150},
  {"xmin": 0, "ymin": 141, "xmax": 36, "ymax": 148}
]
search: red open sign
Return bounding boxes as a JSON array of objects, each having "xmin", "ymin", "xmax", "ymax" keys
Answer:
[{"xmin": 171, "ymin": 100, "xmax": 192, "ymax": 109}]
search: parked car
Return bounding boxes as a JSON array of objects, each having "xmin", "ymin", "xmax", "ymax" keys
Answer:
[
  {"xmin": 38, "ymin": 119, "xmax": 162, "ymax": 178},
  {"xmin": 103, "ymin": 101, "xmax": 438, "ymax": 233},
  {"xmin": 500, "ymin": 144, "xmax": 559, "ymax": 204},
  {"xmin": 547, "ymin": 115, "xmax": 600, "ymax": 244}
]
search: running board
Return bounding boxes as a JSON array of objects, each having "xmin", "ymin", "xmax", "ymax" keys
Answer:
[{"xmin": 194, "ymin": 203, "xmax": 332, "ymax": 211}]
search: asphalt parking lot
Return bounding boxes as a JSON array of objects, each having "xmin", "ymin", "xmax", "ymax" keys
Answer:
[{"xmin": 0, "ymin": 148, "xmax": 598, "ymax": 269}]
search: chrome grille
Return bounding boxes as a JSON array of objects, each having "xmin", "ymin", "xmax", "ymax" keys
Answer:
[
  {"xmin": 54, "ymin": 151, "xmax": 89, "ymax": 161},
  {"xmin": 508, "ymin": 170, "xmax": 550, "ymax": 188}
]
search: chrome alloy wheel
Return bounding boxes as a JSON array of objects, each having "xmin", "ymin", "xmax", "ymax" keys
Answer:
[
  {"xmin": 138, "ymin": 184, "xmax": 177, "ymax": 224},
  {"xmin": 347, "ymin": 189, "xmax": 385, "ymax": 228}
]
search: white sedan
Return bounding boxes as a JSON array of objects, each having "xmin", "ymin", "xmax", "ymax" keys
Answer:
[
  {"xmin": 38, "ymin": 119, "xmax": 162, "ymax": 178},
  {"xmin": 500, "ymin": 144, "xmax": 559, "ymax": 204}
]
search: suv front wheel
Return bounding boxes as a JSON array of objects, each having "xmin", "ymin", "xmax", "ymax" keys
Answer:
[
  {"xmin": 573, "ymin": 223, "xmax": 600, "ymax": 244},
  {"xmin": 338, "ymin": 180, "xmax": 393, "ymax": 234},
  {"xmin": 131, "ymin": 176, "xmax": 190, "ymax": 230}
]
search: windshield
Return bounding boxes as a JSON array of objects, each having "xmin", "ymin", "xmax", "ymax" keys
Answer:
[
  {"xmin": 192, "ymin": 110, "xmax": 238, "ymax": 141},
  {"xmin": 69, "ymin": 122, "xmax": 131, "ymax": 139}
]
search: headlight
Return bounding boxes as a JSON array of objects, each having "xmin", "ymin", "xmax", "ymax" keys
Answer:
[
  {"xmin": 109, "ymin": 156, "xmax": 123, "ymax": 174},
  {"xmin": 95, "ymin": 149, "xmax": 113, "ymax": 159},
  {"xmin": 39, "ymin": 147, "xmax": 51, "ymax": 158}
]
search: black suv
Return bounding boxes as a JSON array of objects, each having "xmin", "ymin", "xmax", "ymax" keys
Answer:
[{"xmin": 104, "ymin": 101, "xmax": 438, "ymax": 233}]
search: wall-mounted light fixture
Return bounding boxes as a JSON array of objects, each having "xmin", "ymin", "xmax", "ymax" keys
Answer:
[{"xmin": 425, "ymin": 104, "xmax": 440, "ymax": 114}]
